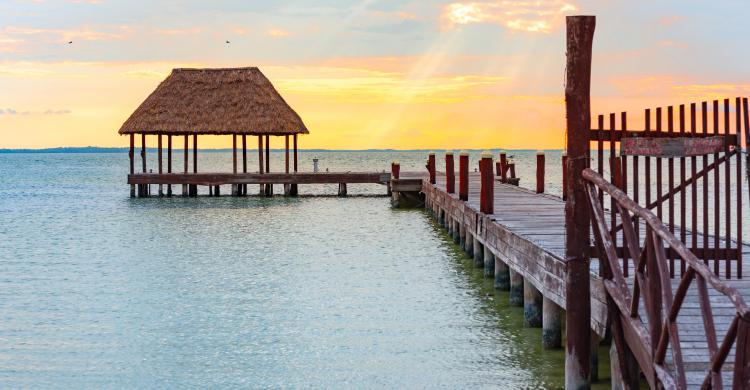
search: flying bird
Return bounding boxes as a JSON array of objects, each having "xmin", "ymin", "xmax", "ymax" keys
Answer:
[
  {"xmin": 225, "ymin": 40, "xmax": 230, "ymax": 44},
  {"xmin": 68, "ymin": 41, "xmax": 73, "ymax": 44}
]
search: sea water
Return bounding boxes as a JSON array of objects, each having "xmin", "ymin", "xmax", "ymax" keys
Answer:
[{"xmin": 5, "ymin": 149, "xmax": 744, "ymax": 388}]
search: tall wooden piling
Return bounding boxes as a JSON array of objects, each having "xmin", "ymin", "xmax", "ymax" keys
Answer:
[
  {"xmin": 564, "ymin": 15, "xmax": 595, "ymax": 390},
  {"xmin": 562, "ymin": 151, "xmax": 568, "ymax": 200},
  {"xmin": 479, "ymin": 151, "xmax": 494, "ymax": 214},
  {"xmin": 391, "ymin": 161, "xmax": 400, "ymax": 179},
  {"xmin": 258, "ymin": 135, "xmax": 264, "ymax": 195},
  {"xmin": 459, "ymin": 151, "xmax": 469, "ymax": 201},
  {"xmin": 232, "ymin": 134, "xmax": 238, "ymax": 195},
  {"xmin": 445, "ymin": 152, "xmax": 455, "ymax": 193},
  {"xmin": 428, "ymin": 152, "xmax": 436, "ymax": 184},
  {"xmin": 536, "ymin": 151, "xmax": 545, "ymax": 194}
]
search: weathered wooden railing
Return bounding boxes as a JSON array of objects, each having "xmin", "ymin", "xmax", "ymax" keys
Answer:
[{"xmin": 584, "ymin": 168, "xmax": 750, "ymax": 389}]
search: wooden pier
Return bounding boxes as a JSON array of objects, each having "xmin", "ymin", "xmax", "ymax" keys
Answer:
[{"xmin": 393, "ymin": 169, "xmax": 750, "ymax": 388}]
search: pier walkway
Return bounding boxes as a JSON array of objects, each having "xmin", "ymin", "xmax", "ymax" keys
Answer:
[{"xmin": 396, "ymin": 170, "xmax": 750, "ymax": 388}]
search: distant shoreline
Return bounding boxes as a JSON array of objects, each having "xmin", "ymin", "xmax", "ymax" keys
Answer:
[{"xmin": 0, "ymin": 147, "xmax": 563, "ymax": 154}]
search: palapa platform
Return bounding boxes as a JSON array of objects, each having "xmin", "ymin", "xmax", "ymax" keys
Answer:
[{"xmin": 395, "ymin": 170, "xmax": 750, "ymax": 388}]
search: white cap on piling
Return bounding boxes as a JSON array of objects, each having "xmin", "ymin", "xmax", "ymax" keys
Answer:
[
  {"xmin": 445, "ymin": 150, "xmax": 453, "ymax": 155},
  {"xmin": 480, "ymin": 150, "xmax": 493, "ymax": 159},
  {"xmin": 428, "ymin": 151, "xmax": 435, "ymax": 156},
  {"xmin": 499, "ymin": 149, "xmax": 506, "ymax": 155},
  {"xmin": 392, "ymin": 160, "xmax": 399, "ymax": 165},
  {"xmin": 562, "ymin": 150, "xmax": 567, "ymax": 157},
  {"xmin": 537, "ymin": 150, "xmax": 545, "ymax": 155},
  {"xmin": 459, "ymin": 150, "xmax": 469, "ymax": 156}
]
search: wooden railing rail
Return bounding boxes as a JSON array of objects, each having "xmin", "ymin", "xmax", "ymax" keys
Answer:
[{"xmin": 583, "ymin": 168, "xmax": 750, "ymax": 389}]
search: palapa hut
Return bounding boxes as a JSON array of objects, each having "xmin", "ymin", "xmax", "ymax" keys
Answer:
[{"xmin": 119, "ymin": 67, "xmax": 308, "ymax": 197}]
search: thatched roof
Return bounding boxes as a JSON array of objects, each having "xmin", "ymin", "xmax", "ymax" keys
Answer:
[{"xmin": 118, "ymin": 67, "xmax": 308, "ymax": 136}]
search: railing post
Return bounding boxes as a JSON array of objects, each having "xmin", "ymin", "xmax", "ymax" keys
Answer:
[
  {"xmin": 536, "ymin": 151, "xmax": 545, "ymax": 194},
  {"xmin": 479, "ymin": 151, "xmax": 494, "ymax": 214},
  {"xmin": 459, "ymin": 151, "xmax": 469, "ymax": 201},
  {"xmin": 427, "ymin": 152, "xmax": 436, "ymax": 184},
  {"xmin": 445, "ymin": 152, "xmax": 455, "ymax": 193},
  {"xmin": 499, "ymin": 151, "xmax": 508, "ymax": 183},
  {"xmin": 391, "ymin": 161, "xmax": 400, "ymax": 179},
  {"xmin": 734, "ymin": 318, "xmax": 750, "ymax": 389},
  {"xmin": 564, "ymin": 15, "xmax": 595, "ymax": 390}
]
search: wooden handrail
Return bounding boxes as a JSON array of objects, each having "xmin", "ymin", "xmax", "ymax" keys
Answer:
[{"xmin": 583, "ymin": 168, "xmax": 750, "ymax": 319}]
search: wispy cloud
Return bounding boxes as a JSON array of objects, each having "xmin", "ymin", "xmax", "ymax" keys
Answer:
[
  {"xmin": 1, "ymin": 24, "xmax": 132, "ymax": 47},
  {"xmin": 266, "ymin": 28, "xmax": 292, "ymax": 38},
  {"xmin": 0, "ymin": 108, "xmax": 71, "ymax": 115},
  {"xmin": 269, "ymin": 66, "xmax": 508, "ymax": 104},
  {"xmin": 155, "ymin": 27, "xmax": 202, "ymax": 36},
  {"xmin": 441, "ymin": 0, "xmax": 577, "ymax": 33}
]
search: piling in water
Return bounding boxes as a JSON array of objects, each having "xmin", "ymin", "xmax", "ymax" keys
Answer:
[
  {"xmin": 509, "ymin": 269, "xmax": 523, "ymax": 306},
  {"xmin": 523, "ymin": 281, "xmax": 543, "ymax": 327},
  {"xmin": 542, "ymin": 296, "xmax": 562, "ymax": 349},
  {"xmin": 494, "ymin": 257, "xmax": 510, "ymax": 290}
]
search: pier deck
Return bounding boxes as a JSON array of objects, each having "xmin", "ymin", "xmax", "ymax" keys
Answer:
[
  {"xmin": 128, "ymin": 172, "xmax": 391, "ymax": 186},
  {"xmin": 399, "ymin": 170, "xmax": 750, "ymax": 388}
]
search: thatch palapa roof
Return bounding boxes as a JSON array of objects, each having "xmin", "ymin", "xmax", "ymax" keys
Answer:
[{"xmin": 118, "ymin": 67, "xmax": 308, "ymax": 136}]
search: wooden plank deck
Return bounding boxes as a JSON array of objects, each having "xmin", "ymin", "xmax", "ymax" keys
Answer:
[
  {"xmin": 399, "ymin": 170, "xmax": 750, "ymax": 388},
  {"xmin": 128, "ymin": 172, "xmax": 391, "ymax": 186}
]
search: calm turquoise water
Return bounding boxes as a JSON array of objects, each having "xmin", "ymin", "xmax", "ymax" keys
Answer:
[{"xmin": 1, "ymin": 151, "xmax": 612, "ymax": 389}]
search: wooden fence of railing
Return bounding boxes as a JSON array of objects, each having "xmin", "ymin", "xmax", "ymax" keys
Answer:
[{"xmin": 584, "ymin": 168, "xmax": 750, "ymax": 389}]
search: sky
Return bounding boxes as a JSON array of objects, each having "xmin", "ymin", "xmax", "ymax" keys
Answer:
[{"xmin": 0, "ymin": 0, "xmax": 748, "ymax": 150}]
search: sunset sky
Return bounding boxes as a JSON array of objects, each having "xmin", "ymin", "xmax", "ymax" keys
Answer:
[{"xmin": 1, "ymin": 0, "xmax": 748, "ymax": 149}]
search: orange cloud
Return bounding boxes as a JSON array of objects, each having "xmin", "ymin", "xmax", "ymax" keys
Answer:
[
  {"xmin": 266, "ymin": 28, "xmax": 292, "ymax": 38},
  {"xmin": 441, "ymin": 0, "xmax": 577, "ymax": 33}
]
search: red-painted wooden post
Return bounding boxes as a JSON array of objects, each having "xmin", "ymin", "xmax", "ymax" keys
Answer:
[
  {"xmin": 445, "ymin": 152, "xmax": 455, "ymax": 193},
  {"xmin": 564, "ymin": 15, "xmax": 595, "ymax": 390},
  {"xmin": 499, "ymin": 151, "xmax": 508, "ymax": 183},
  {"xmin": 536, "ymin": 151, "xmax": 545, "ymax": 194},
  {"xmin": 391, "ymin": 161, "xmax": 400, "ymax": 179},
  {"xmin": 427, "ymin": 152, "xmax": 436, "ymax": 184},
  {"xmin": 459, "ymin": 151, "xmax": 469, "ymax": 201},
  {"xmin": 562, "ymin": 151, "xmax": 568, "ymax": 200},
  {"xmin": 479, "ymin": 151, "xmax": 494, "ymax": 214}
]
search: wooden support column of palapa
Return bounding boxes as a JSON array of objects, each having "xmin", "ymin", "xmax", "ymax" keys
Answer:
[
  {"xmin": 265, "ymin": 134, "xmax": 272, "ymax": 196},
  {"xmin": 564, "ymin": 14, "xmax": 595, "ymax": 390},
  {"xmin": 140, "ymin": 133, "xmax": 146, "ymax": 197},
  {"xmin": 167, "ymin": 135, "xmax": 172, "ymax": 196},
  {"xmin": 191, "ymin": 134, "xmax": 197, "ymax": 196},
  {"xmin": 129, "ymin": 134, "xmax": 135, "ymax": 197},
  {"xmin": 242, "ymin": 134, "xmax": 247, "ymax": 195},
  {"xmin": 232, "ymin": 134, "xmax": 237, "ymax": 196},
  {"xmin": 183, "ymin": 135, "xmax": 188, "ymax": 196},
  {"xmin": 158, "ymin": 134, "xmax": 163, "ymax": 196},
  {"xmin": 292, "ymin": 134, "xmax": 298, "ymax": 196},
  {"xmin": 284, "ymin": 135, "xmax": 290, "ymax": 196},
  {"xmin": 258, "ymin": 135, "xmax": 264, "ymax": 195}
]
